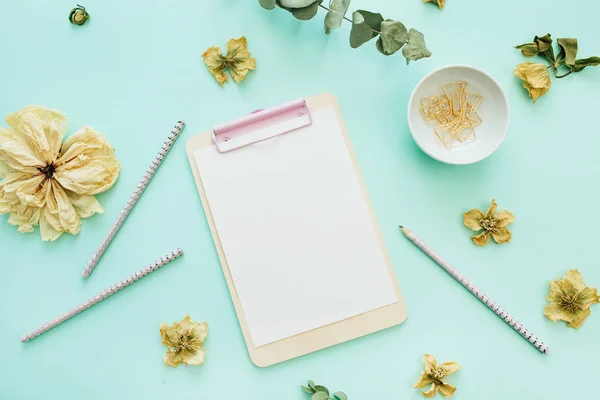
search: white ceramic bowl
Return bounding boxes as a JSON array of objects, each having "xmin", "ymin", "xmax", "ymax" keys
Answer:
[{"xmin": 407, "ymin": 65, "xmax": 509, "ymax": 165}]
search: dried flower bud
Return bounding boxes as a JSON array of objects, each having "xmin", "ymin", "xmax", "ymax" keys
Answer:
[{"xmin": 69, "ymin": 4, "xmax": 90, "ymax": 26}]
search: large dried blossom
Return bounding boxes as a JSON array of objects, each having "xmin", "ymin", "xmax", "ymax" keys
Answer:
[
  {"xmin": 463, "ymin": 199, "xmax": 514, "ymax": 246},
  {"xmin": 413, "ymin": 354, "xmax": 461, "ymax": 398},
  {"xmin": 0, "ymin": 106, "xmax": 119, "ymax": 241},
  {"xmin": 160, "ymin": 315, "xmax": 208, "ymax": 367},
  {"xmin": 544, "ymin": 269, "xmax": 600, "ymax": 328}
]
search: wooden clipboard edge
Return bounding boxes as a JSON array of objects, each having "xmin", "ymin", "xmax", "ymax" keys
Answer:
[{"xmin": 185, "ymin": 92, "xmax": 407, "ymax": 367}]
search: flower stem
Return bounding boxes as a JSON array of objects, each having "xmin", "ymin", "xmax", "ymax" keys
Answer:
[
  {"xmin": 555, "ymin": 70, "xmax": 573, "ymax": 79},
  {"xmin": 318, "ymin": 4, "xmax": 382, "ymax": 34}
]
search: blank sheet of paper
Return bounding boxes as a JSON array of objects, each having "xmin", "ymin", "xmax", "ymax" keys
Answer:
[{"xmin": 194, "ymin": 106, "xmax": 398, "ymax": 347}]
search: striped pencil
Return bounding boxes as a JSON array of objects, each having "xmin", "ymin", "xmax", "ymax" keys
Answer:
[
  {"xmin": 22, "ymin": 249, "xmax": 183, "ymax": 343},
  {"xmin": 82, "ymin": 121, "xmax": 185, "ymax": 278},
  {"xmin": 400, "ymin": 226, "xmax": 549, "ymax": 354}
]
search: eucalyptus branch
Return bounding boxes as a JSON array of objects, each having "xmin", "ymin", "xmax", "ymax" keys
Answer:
[
  {"xmin": 555, "ymin": 70, "xmax": 573, "ymax": 79},
  {"xmin": 318, "ymin": 4, "xmax": 352, "ymax": 25},
  {"xmin": 258, "ymin": 0, "xmax": 431, "ymax": 63}
]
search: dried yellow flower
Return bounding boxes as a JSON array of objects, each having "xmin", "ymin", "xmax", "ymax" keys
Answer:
[
  {"xmin": 202, "ymin": 37, "xmax": 256, "ymax": 86},
  {"xmin": 514, "ymin": 62, "xmax": 552, "ymax": 102},
  {"xmin": 544, "ymin": 269, "xmax": 600, "ymax": 328},
  {"xmin": 463, "ymin": 199, "xmax": 514, "ymax": 246},
  {"xmin": 0, "ymin": 106, "xmax": 120, "ymax": 241},
  {"xmin": 413, "ymin": 354, "xmax": 460, "ymax": 398},
  {"xmin": 160, "ymin": 315, "xmax": 208, "ymax": 367},
  {"xmin": 424, "ymin": 0, "xmax": 445, "ymax": 9}
]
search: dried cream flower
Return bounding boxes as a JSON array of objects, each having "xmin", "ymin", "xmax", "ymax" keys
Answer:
[
  {"xmin": 413, "ymin": 354, "xmax": 461, "ymax": 398},
  {"xmin": 160, "ymin": 315, "xmax": 208, "ymax": 367},
  {"xmin": 514, "ymin": 62, "xmax": 552, "ymax": 102},
  {"xmin": 202, "ymin": 37, "xmax": 256, "ymax": 86},
  {"xmin": 0, "ymin": 106, "xmax": 119, "ymax": 241},
  {"xmin": 544, "ymin": 269, "xmax": 600, "ymax": 328},
  {"xmin": 424, "ymin": 0, "xmax": 445, "ymax": 9},
  {"xmin": 464, "ymin": 199, "xmax": 514, "ymax": 246}
]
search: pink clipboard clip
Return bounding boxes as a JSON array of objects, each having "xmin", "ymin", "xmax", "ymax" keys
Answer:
[{"xmin": 212, "ymin": 99, "xmax": 312, "ymax": 153}]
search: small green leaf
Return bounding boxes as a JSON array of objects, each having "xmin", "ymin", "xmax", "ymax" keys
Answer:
[
  {"xmin": 314, "ymin": 385, "xmax": 329, "ymax": 395},
  {"xmin": 402, "ymin": 28, "xmax": 431, "ymax": 64},
  {"xmin": 349, "ymin": 10, "xmax": 383, "ymax": 48},
  {"xmin": 515, "ymin": 42, "xmax": 539, "ymax": 57},
  {"xmin": 324, "ymin": 0, "xmax": 350, "ymax": 34},
  {"xmin": 333, "ymin": 392, "xmax": 348, "ymax": 400},
  {"xmin": 277, "ymin": 0, "xmax": 323, "ymax": 20},
  {"xmin": 375, "ymin": 19, "xmax": 408, "ymax": 55},
  {"xmin": 311, "ymin": 392, "xmax": 329, "ymax": 400},
  {"xmin": 557, "ymin": 38, "xmax": 578, "ymax": 66},
  {"xmin": 301, "ymin": 385, "xmax": 315, "ymax": 394},
  {"xmin": 535, "ymin": 34, "xmax": 555, "ymax": 64},
  {"xmin": 308, "ymin": 380, "xmax": 316, "ymax": 390},
  {"xmin": 259, "ymin": 0, "xmax": 277, "ymax": 9},
  {"xmin": 572, "ymin": 56, "xmax": 600, "ymax": 72}
]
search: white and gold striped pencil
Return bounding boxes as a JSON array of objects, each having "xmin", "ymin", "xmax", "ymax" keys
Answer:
[
  {"xmin": 82, "ymin": 121, "xmax": 185, "ymax": 278},
  {"xmin": 22, "ymin": 249, "xmax": 183, "ymax": 343},
  {"xmin": 400, "ymin": 226, "xmax": 549, "ymax": 354}
]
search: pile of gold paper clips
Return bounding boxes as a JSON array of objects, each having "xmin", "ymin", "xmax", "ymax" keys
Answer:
[{"xmin": 420, "ymin": 82, "xmax": 483, "ymax": 149}]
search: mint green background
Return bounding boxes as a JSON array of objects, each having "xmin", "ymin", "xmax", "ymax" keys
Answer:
[{"xmin": 1, "ymin": 1, "xmax": 599, "ymax": 399}]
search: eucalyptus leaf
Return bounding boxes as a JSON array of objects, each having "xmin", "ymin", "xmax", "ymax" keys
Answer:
[
  {"xmin": 333, "ymin": 392, "xmax": 348, "ymax": 400},
  {"xmin": 277, "ymin": 0, "xmax": 322, "ymax": 20},
  {"xmin": 572, "ymin": 56, "xmax": 600, "ymax": 72},
  {"xmin": 311, "ymin": 392, "xmax": 329, "ymax": 400},
  {"xmin": 557, "ymin": 38, "xmax": 578, "ymax": 66},
  {"xmin": 314, "ymin": 385, "xmax": 329, "ymax": 395},
  {"xmin": 301, "ymin": 385, "xmax": 315, "ymax": 394},
  {"xmin": 375, "ymin": 19, "xmax": 408, "ymax": 55},
  {"xmin": 402, "ymin": 28, "xmax": 431, "ymax": 64},
  {"xmin": 324, "ymin": 0, "xmax": 350, "ymax": 34},
  {"xmin": 349, "ymin": 10, "xmax": 383, "ymax": 48},
  {"xmin": 259, "ymin": 0, "xmax": 277, "ymax": 9}
]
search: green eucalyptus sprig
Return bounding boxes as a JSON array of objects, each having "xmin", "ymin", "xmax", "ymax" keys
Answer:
[
  {"xmin": 301, "ymin": 380, "xmax": 348, "ymax": 400},
  {"xmin": 513, "ymin": 34, "xmax": 600, "ymax": 102},
  {"xmin": 258, "ymin": 0, "xmax": 431, "ymax": 64}
]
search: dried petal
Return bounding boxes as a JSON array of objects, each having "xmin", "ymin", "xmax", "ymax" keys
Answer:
[
  {"xmin": 472, "ymin": 231, "xmax": 491, "ymax": 246},
  {"xmin": 423, "ymin": 354, "xmax": 437, "ymax": 373},
  {"xmin": 438, "ymin": 383, "xmax": 456, "ymax": 398},
  {"xmin": 202, "ymin": 46, "xmax": 228, "ymax": 86},
  {"xmin": 54, "ymin": 126, "xmax": 120, "ymax": 196},
  {"xmin": 0, "ymin": 160, "xmax": 10, "ymax": 178},
  {"xmin": 439, "ymin": 361, "xmax": 461, "ymax": 376},
  {"xmin": 568, "ymin": 308, "xmax": 592, "ymax": 328},
  {"xmin": 491, "ymin": 226, "xmax": 511, "ymax": 244},
  {"xmin": 422, "ymin": 383, "xmax": 439, "ymax": 398},
  {"xmin": 0, "ymin": 128, "xmax": 45, "ymax": 171},
  {"xmin": 67, "ymin": 191, "xmax": 104, "ymax": 218},
  {"xmin": 577, "ymin": 287, "xmax": 600, "ymax": 309},
  {"xmin": 514, "ymin": 62, "xmax": 552, "ymax": 102},
  {"xmin": 485, "ymin": 199, "xmax": 498, "ymax": 218},
  {"xmin": 225, "ymin": 37, "xmax": 256, "ymax": 83},
  {"xmin": 495, "ymin": 209, "xmax": 515, "ymax": 228},
  {"xmin": 564, "ymin": 269, "xmax": 586, "ymax": 292},
  {"xmin": 5, "ymin": 106, "xmax": 67, "ymax": 165},
  {"xmin": 463, "ymin": 209, "xmax": 484, "ymax": 231},
  {"xmin": 543, "ymin": 302, "xmax": 573, "ymax": 323},
  {"xmin": 182, "ymin": 347, "xmax": 206, "ymax": 365},
  {"xmin": 413, "ymin": 371, "xmax": 434, "ymax": 389}
]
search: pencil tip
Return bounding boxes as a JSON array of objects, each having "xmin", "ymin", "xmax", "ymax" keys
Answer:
[{"xmin": 399, "ymin": 225, "xmax": 403, "ymax": 229}]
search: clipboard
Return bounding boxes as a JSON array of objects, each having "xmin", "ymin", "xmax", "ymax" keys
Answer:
[{"xmin": 186, "ymin": 92, "xmax": 407, "ymax": 367}]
